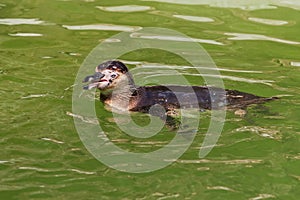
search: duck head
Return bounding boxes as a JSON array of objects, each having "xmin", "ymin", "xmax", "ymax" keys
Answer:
[{"xmin": 83, "ymin": 60, "xmax": 135, "ymax": 91}]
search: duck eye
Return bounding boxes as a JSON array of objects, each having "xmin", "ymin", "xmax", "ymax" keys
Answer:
[{"xmin": 111, "ymin": 74, "xmax": 117, "ymax": 78}]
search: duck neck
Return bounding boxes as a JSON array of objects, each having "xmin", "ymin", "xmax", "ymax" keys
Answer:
[{"xmin": 100, "ymin": 83, "xmax": 137, "ymax": 111}]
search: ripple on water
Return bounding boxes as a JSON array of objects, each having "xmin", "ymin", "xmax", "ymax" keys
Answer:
[
  {"xmin": 173, "ymin": 15, "xmax": 214, "ymax": 22},
  {"xmin": 96, "ymin": 5, "xmax": 153, "ymax": 12},
  {"xmin": 248, "ymin": 17, "xmax": 288, "ymax": 26},
  {"xmin": 62, "ymin": 24, "xmax": 142, "ymax": 32},
  {"xmin": 225, "ymin": 32, "xmax": 300, "ymax": 45},
  {"xmin": 130, "ymin": 32, "xmax": 224, "ymax": 45},
  {"xmin": 0, "ymin": 18, "xmax": 45, "ymax": 25}
]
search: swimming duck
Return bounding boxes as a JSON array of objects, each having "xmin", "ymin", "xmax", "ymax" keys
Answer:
[{"xmin": 83, "ymin": 60, "xmax": 275, "ymax": 115}]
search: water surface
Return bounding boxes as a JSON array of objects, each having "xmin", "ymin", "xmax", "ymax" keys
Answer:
[{"xmin": 1, "ymin": 0, "xmax": 300, "ymax": 199}]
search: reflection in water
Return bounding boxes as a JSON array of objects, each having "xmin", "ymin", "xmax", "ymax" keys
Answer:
[
  {"xmin": 173, "ymin": 15, "xmax": 214, "ymax": 22},
  {"xmin": 18, "ymin": 166, "xmax": 96, "ymax": 175},
  {"xmin": 249, "ymin": 194, "xmax": 276, "ymax": 200},
  {"xmin": 62, "ymin": 24, "xmax": 142, "ymax": 32},
  {"xmin": 21, "ymin": 94, "xmax": 48, "ymax": 99},
  {"xmin": 225, "ymin": 32, "xmax": 300, "ymax": 45},
  {"xmin": 41, "ymin": 137, "xmax": 64, "ymax": 144},
  {"xmin": 290, "ymin": 61, "xmax": 300, "ymax": 67},
  {"xmin": 69, "ymin": 169, "xmax": 96, "ymax": 175},
  {"xmin": 142, "ymin": 0, "xmax": 300, "ymax": 10},
  {"xmin": 60, "ymin": 51, "xmax": 82, "ymax": 57},
  {"xmin": 96, "ymin": 5, "xmax": 153, "ymax": 12},
  {"xmin": 8, "ymin": 33, "xmax": 43, "ymax": 37},
  {"xmin": 18, "ymin": 166, "xmax": 50, "ymax": 172},
  {"xmin": 130, "ymin": 32, "xmax": 224, "ymax": 45},
  {"xmin": 102, "ymin": 38, "xmax": 121, "ymax": 43},
  {"xmin": 66, "ymin": 111, "xmax": 98, "ymax": 125},
  {"xmin": 0, "ymin": 18, "xmax": 45, "ymax": 25},
  {"xmin": 207, "ymin": 186, "xmax": 235, "ymax": 192},
  {"xmin": 176, "ymin": 159, "xmax": 263, "ymax": 164},
  {"xmin": 248, "ymin": 17, "xmax": 288, "ymax": 26},
  {"xmin": 41, "ymin": 56, "xmax": 53, "ymax": 59}
]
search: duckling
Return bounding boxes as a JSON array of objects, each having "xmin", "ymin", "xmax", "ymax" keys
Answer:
[{"xmin": 83, "ymin": 60, "xmax": 276, "ymax": 115}]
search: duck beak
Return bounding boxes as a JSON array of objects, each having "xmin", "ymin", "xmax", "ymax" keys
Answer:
[{"xmin": 82, "ymin": 72, "xmax": 105, "ymax": 90}]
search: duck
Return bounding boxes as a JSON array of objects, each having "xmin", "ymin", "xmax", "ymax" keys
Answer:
[{"xmin": 82, "ymin": 60, "xmax": 276, "ymax": 116}]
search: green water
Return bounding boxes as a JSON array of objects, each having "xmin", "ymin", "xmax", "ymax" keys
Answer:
[{"xmin": 1, "ymin": 0, "xmax": 300, "ymax": 199}]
